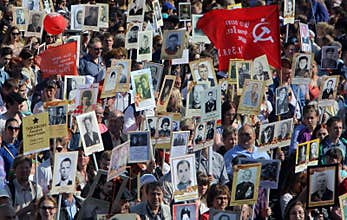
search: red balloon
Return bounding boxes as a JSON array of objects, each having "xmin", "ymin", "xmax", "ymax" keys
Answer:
[{"xmin": 43, "ymin": 13, "xmax": 67, "ymax": 35}]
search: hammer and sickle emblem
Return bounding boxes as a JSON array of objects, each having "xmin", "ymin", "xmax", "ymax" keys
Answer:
[{"xmin": 252, "ymin": 18, "xmax": 274, "ymax": 43}]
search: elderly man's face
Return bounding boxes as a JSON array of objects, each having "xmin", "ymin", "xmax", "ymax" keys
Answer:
[
  {"xmin": 60, "ymin": 161, "xmax": 71, "ymax": 180},
  {"xmin": 32, "ymin": 15, "xmax": 40, "ymax": 26},
  {"xmin": 198, "ymin": 66, "xmax": 208, "ymax": 80},
  {"xmin": 317, "ymin": 174, "xmax": 327, "ymax": 191},
  {"xmin": 255, "ymin": 62, "xmax": 263, "ymax": 75},
  {"xmin": 238, "ymin": 126, "xmax": 255, "ymax": 148}
]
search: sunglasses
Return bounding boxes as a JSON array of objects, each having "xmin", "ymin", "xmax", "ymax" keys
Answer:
[
  {"xmin": 40, "ymin": 206, "xmax": 56, "ymax": 210},
  {"xmin": 12, "ymin": 32, "xmax": 20, "ymax": 36},
  {"xmin": 7, "ymin": 126, "xmax": 20, "ymax": 131},
  {"xmin": 94, "ymin": 47, "xmax": 103, "ymax": 51}
]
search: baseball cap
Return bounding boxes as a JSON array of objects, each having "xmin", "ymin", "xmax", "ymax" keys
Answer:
[
  {"xmin": 140, "ymin": 174, "xmax": 157, "ymax": 188},
  {"xmin": 162, "ymin": 2, "xmax": 176, "ymax": 10}
]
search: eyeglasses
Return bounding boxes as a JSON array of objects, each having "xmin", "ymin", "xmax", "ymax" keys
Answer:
[
  {"xmin": 12, "ymin": 32, "xmax": 20, "ymax": 36},
  {"xmin": 46, "ymin": 35, "xmax": 54, "ymax": 39},
  {"xmin": 7, "ymin": 126, "xmax": 20, "ymax": 131},
  {"xmin": 117, "ymin": 30, "xmax": 125, "ymax": 33},
  {"xmin": 40, "ymin": 206, "xmax": 56, "ymax": 210},
  {"xmin": 94, "ymin": 47, "xmax": 103, "ymax": 51}
]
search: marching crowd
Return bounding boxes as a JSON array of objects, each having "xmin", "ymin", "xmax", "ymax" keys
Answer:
[{"xmin": 0, "ymin": 0, "xmax": 346, "ymax": 219}]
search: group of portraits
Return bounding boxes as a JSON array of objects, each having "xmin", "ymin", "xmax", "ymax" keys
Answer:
[
  {"xmin": 258, "ymin": 118, "xmax": 293, "ymax": 148},
  {"xmin": 71, "ymin": 4, "xmax": 107, "ymax": 31}
]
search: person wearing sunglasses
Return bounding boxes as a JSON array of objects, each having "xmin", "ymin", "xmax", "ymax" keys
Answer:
[
  {"xmin": 0, "ymin": 118, "xmax": 20, "ymax": 176},
  {"xmin": 1, "ymin": 26, "xmax": 24, "ymax": 57},
  {"xmin": 0, "ymin": 92, "xmax": 25, "ymax": 136},
  {"xmin": 35, "ymin": 195, "xmax": 57, "ymax": 220},
  {"xmin": 79, "ymin": 37, "xmax": 106, "ymax": 83}
]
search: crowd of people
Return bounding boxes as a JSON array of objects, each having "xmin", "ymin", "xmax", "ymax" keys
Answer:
[{"xmin": 0, "ymin": 0, "xmax": 346, "ymax": 219}]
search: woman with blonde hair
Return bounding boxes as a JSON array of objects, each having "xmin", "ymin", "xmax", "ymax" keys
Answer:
[
  {"xmin": 167, "ymin": 87, "xmax": 183, "ymax": 113},
  {"xmin": 36, "ymin": 195, "xmax": 57, "ymax": 220}
]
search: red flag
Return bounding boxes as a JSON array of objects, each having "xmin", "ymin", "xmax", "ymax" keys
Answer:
[
  {"xmin": 36, "ymin": 41, "xmax": 78, "ymax": 78},
  {"xmin": 197, "ymin": 5, "xmax": 281, "ymax": 71}
]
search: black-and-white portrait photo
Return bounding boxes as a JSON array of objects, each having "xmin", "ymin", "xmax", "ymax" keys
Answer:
[
  {"xmin": 188, "ymin": 83, "xmax": 208, "ymax": 110},
  {"xmin": 192, "ymin": 14, "xmax": 210, "ymax": 44},
  {"xmin": 71, "ymin": 5, "xmax": 83, "ymax": 30},
  {"xmin": 237, "ymin": 62, "xmax": 251, "ymax": 89},
  {"xmin": 98, "ymin": 4, "xmax": 108, "ymax": 27},
  {"xmin": 158, "ymin": 117, "xmax": 171, "ymax": 138},
  {"xmin": 172, "ymin": 132, "xmax": 189, "ymax": 147},
  {"xmin": 321, "ymin": 46, "xmax": 338, "ymax": 69},
  {"xmin": 14, "ymin": 8, "xmax": 26, "ymax": 25},
  {"xmin": 64, "ymin": 76, "xmax": 85, "ymax": 101},
  {"xmin": 205, "ymin": 120, "xmax": 215, "ymax": 141},
  {"xmin": 55, "ymin": 106, "xmax": 66, "ymax": 125},
  {"xmin": 159, "ymin": 77, "xmax": 174, "ymax": 106},
  {"xmin": 308, "ymin": 165, "xmax": 337, "ymax": 207},
  {"xmin": 171, "ymin": 154, "xmax": 197, "ymax": 193},
  {"xmin": 194, "ymin": 123, "xmax": 205, "ymax": 145},
  {"xmin": 294, "ymin": 54, "xmax": 311, "ymax": 78},
  {"xmin": 242, "ymin": 81, "xmax": 261, "ymax": 108},
  {"xmin": 275, "ymin": 119, "xmax": 292, "ymax": 142},
  {"xmin": 143, "ymin": 62, "xmax": 163, "ymax": 91},
  {"xmin": 321, "ymin": 77, "xmax": 337, "ymax": 100},
  {"xmin": 41, "ymin": 0, "xmax": 53, "ymax": 13},
  {"xmin": 161, "ymin": 30, "xmax": 185, "ymax": 60},
  {"xmin": 127, "ymin": 24, "xmax": 140, "ymax": 44},
  {"xmin": 260, "ymin": 124, "xmax": 275, "ymax": 145},
  {"xmin": 128, "ymin": 131, "xmax": 150, "ymax": 163},
  {"xmin": 179, "ymin": 3, "xmax": 191, "ymax": 21},
  {"xmin": 205, "ymin": 91, "xmax": 217, "ymax": 113},
  {"xmin": 76, "ymin": 111, "xmax": 104, "ymax": 156},
  {"xmin": 173, "ymin": 203, "xmax": 198, "ymax": 220},
  {"xmin": 253, "ymin": 58, "xmax": 270, "ymax": 81},
  {"xmin": 275, "ymin": 86, "xmax": 289, "ymax": 115},
  {"xmin": 210, "ymin": 210, "xmax": 240, "ymax": 220},
  {"xmin": 235, "ymin": 168, "xmax": 255, "ymax": 200},
  {"xmin": 284, "ymin": 0, "xmax": 294, "ymax": 17},
  {"xmin": 84, "ymin": 6, "xmax": 99, "ymax": 27},
  {"xmin": 137, "ymin": 31, "xmax": 152, "ymax": 61},
  {"xmin": 309, "ymin": 141, "xmax": 319, "ymax": 161},
  {"xmin": 146, "ymin": 117, "xmax": 157, "ymax": 138},
  {"xmin": 51, "ymin": 151, "xmax": 78, "ymax": 194},
  {"xmin": 23, "ymin": 0, "xmax": 40, "ymax": 11},
  {"xmin": 27, "ymin": 11, "xmax": 42, "ymax": 34},
  {"xmin": 128, "ymin": 0, "xmax": 144, "ymax": 16},
  {"xmin": 297, "ymin": 144, "xmax": 307, "ymax": 164},
  {"xmin": 153, "ymin": 0, "xmax": 163, "ymax": 25}
]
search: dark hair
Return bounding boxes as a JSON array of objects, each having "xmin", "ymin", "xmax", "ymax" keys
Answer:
[
  {"xmin": 88, "ymin": 37, "xmax": 102, "ymax": 48},
  {"xmin": 284, "ymin": 200, "xmax": 308, "ymax": 220},
  {"xmin": 180, "ymin": 208, "xmax": 190, "ymax": 219},
  {"xmin": 13, "ymin": 156, "xmax": 32, "ymax": 170},
  {"xmin": 161, "ymin": 118, "xmax": 170, "ymax": 128},
  {"xmin": 0, "ymin": 47, "xmax": 13, "ymax": 57},
  {"xmin": 19, "ymin": 48, "xmax": 33, "ymax": 60},
  {"xmin": 60, "ymin": 157, "xmax": 72, "ymax": 166},
  {"xmin": 326, "ymin": 116, "xmax": 342, "ymax": 128},
  {"xmin": 168, "ymin": 33, "xmax": 178, "ymax": 40},
  {"xmin": 5, "ymin": 118, "xmax": 19, "ymax": 128},
  {"xmin": 222, "ymin": 125, "xmax": 237, "ymax": 139},
  {"xmin": 146, "ymin": 181, "xmax": 162, "ymax": 194},
  {"xmin": 303, "ymin": 105, "xmax": 319, "ymax": 117},
  {"xmin": 177, "ymin": 160, "xmax": 190, "ymax": 170},
  {"xmin": 83, "ymin": 116, "xmax": 92, "ymax": 125},
  {"xmin": 81, "ymin": 90, "xmax": 92, "ymax": 106},
  {"xmin": 221, "ymin": 101, "xmax": 236, "ymax": 124},
  {"xmin": 206, "ymin": 184, "xmax": 230, "ymax": 208}
]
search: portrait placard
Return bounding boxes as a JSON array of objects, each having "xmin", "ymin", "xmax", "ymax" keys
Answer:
[
  {"xmin": 179, "ymin": 2, "xmax": 191, "ymax": 21},
  {"xmin": 97, "ymin": 3, "xmax": 109, "ymax": 28},
  {"xmin": 307, "ymin": 164, "xmax": 337, "ymax": 208},
  {"xmin": 155, "ymin": 116, "xmax": 172, "ymax": 149},
  {"xmin": 25, "ymin": 10, "xmax": 44, "ymax": 38},
  {"xmin": 107, "ymin": 141, "xmax": 129, "ymax": 181},
  {"xmin": 319, "ymin": 75, "xmax": 339, "ymax": 106},
  {"xmin": 64, "ymin": 75, "xmax": 85, "ymax": 110},
  {"xmin": 239, "ymin": 159, "xmax": 281, "ymax": 189},
  {"xmin": 76, "ymin": 111, "xmax": 104, "ymax": 156},
  {"xmin": 13, "ymin": 7, "xmax": 28, "ymax": 31},
  {"xmin": 274, "ymin": 118, "xmax": 293, "ymax": 147},
  {"xmin": 137, "ymin": 31, "xmax": 153, "ymax": 61},
  {"xmin": 230, "ymin": 163, "xmax": 261, "ymax": 205},
  {"xmin": 258, "ymin": 121, "xmax": 276, "ymax": 148},
  {"xmin": 23, "ymin": 112, "xmax": 49, "ymax": 155},
  {"xmin": 283, "ymin": 0, "xmax": 295, "ymax": 24},
  {"xmin": 109, "ymin": 214, "xmax": 138, "ymax": 220},
  {"xmin": 128, "ymin": 131, "xmax": 151, "ymax": 163},
  {"xmin": 209, "ymin": 209, "xmax": 241, "ymax": 220},
  {"xmin": 127, "ymin": 0, "xmax": 145, "ymax": 22},
  {"xmin": 45, "ymin": 100, "xmax": 68, "ymax": 138},
  {"xmin": 76, "ymin": 84, "xmax": 99, "ymax": 114},
  {"xmin": 173, "ymin": 203, "xmax": 198, "ymax": 220},
  {"xmin": 236, "ymin": 60, "xmax": 253, "ymax": 95},
  {"xmin": 64, "ymin": 35, "xmax": 81, "ymax": 67},
  {"xmin": 171, "ymin": 154, "xmax": 198, "ymax": 202},
  {"xmin": 22, "ymin": 0, "xmax": 40, "ymax": 11},
  {"xmin": 161, "ymin": 30, "xmax": 186, "ymax": 60},
  {"xmin": 291, "ymin": 53, "xmax": 312, "ymax": 84},
  {"xmin": 83, "ymin": 5, "xmax": 100, "ymax": 31},
  {"xmin": 170, "ymin": 131, "xmax": 189, "ymax": 158},
  {"xmin": 125, "ymin": 22, "xmax": 142, "ymax": 49},
  {"xmin": 228, "ymin": 59, "xmax": 241, "ymax": 83},
  {"xmin": 152, "ymin": 0, "xmax": 163, "ymax": 26},
  {"xmin": 295, "ymin": 139, "xmax": 320, "ymax": 173},
  {"xmin": 237, "ymin": 80, "xmax": 264, "ymax": 116},
  {"xmin": 157, "ymin": 75, "xmax": 176, "ymax": 113},
  {"xmin": 253, "ymin": 55, "xmax": 272, "ymax": 86},
  {"xmin": 114, "ymin": 59, "xmax": 131, "ymax": 93},
  {"xmin": 299, "ymin": 23, "xmax": 311, "ymax": 53},
  {"xmin": 339, "ymin": 193, "xmax": 347, "ymax": 220},
  {"xmin": 143, "ymin": 62, "xmax": 164, "ymax": 92},
  {"xmin": 172, "ymin": 49, "xmax": 189, "ymax": 65},
  {"xmin": 193, "ymin": 122, "xmax": 206, "ymax": 151},
  {"xmin": 70, "ymin": 5, "xmax": 84, "ymax": 30},
  {"xmin": 40, "ymin": 0, "xmax": 54, "ymax": 13},
  {"xmin": 192, "ymin": 14, "xmax": 210, "ymax": 44},
  {"xmin": 275, "ymin": 86, "xmax": 289, "ymax": 115},
  {"xmin": 189, "ymin": 58, "xmax": 217, "ymax": 87},
  {"xmin": 51, "ymin": 151, "xmax": 78, "ymax": 194},
  {"xmin": 145, "ymin": 116, "xmax": 158, "ymax": 139},
  {"xmin": 201, "ymin": 86, "xmax": 222, "ymax": 122},
  {"xmin": 130, "ymin": 68, "xmax": 156, "ymax": 111},
  {"xmin": 321, "ymin": 46, "xmax": 339, "ymax": 69},
  {"xmin": 186, "ymin": 81, "xmax": 210, "ymax": 117}
]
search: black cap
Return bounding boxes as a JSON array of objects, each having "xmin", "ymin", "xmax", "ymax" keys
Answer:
[{"xmin": 8, "ymin": 92, "xmax": 26, "ymax": 104}]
